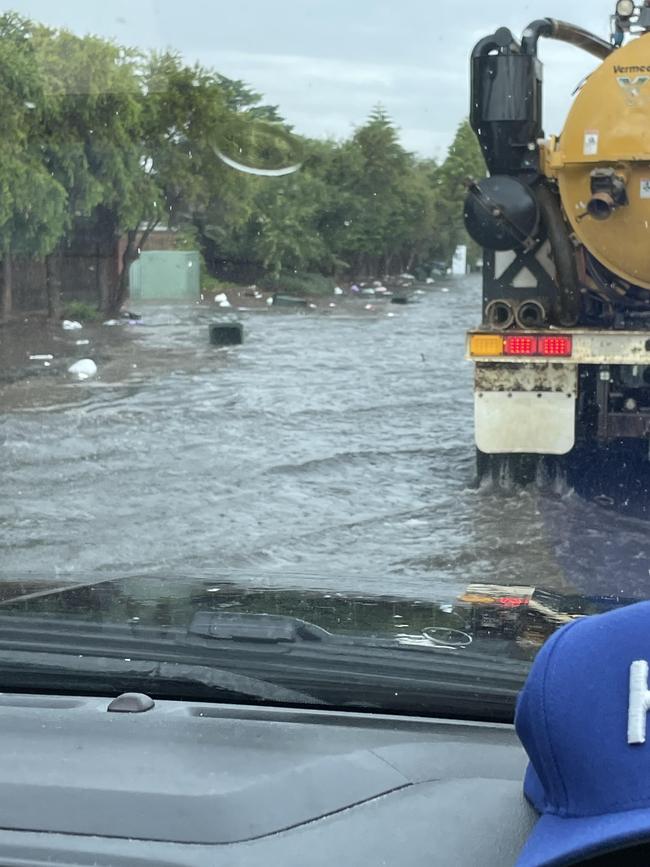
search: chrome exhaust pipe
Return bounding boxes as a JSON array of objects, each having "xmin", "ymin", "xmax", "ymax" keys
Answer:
[
  {"xmin": 515, "ymin": 299, "xmax": 547, "ymax": 329},
  {"xmin": 485, "ymin": 299, "xmax": 515, "ymax": 329}
]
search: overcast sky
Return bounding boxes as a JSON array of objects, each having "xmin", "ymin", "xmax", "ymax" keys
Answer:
[{"xmin": 9, "ymin": 0, "xmax": 613, "ymax": 158}]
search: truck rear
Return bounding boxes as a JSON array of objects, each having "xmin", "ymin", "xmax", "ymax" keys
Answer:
[
  {"xmin": 465, "ymin": 3, "xmax": 650, "ymax": 477},
  {"xmin": 468, "ymin": 327, "xmax": 650, "ymax": 464}
]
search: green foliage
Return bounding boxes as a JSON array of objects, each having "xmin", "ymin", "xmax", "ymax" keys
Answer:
[
  {"xmin": 0, "ymin": 15, "xmax": 487, "ymax": 315},
  {"xmin": 63, "ymin": 300, "xmax": 101, "ymax": 321},
  {"xmin": 258, "ymin": 271, "xmax": 335, "ymax": 296}
]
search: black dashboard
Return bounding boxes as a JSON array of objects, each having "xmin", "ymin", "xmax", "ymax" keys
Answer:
[{"xmin": 0, "ymin": 693, "xmax": 537, "ymax": 866}]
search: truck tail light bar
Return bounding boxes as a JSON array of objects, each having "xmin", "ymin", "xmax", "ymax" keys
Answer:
[
  {"xmin": 470, "ymin": 333, "xmax": 573, "ymax": 358},
  {"xmin": 504, "ymin": 335, "xmax": 537, "ymax": 355}
]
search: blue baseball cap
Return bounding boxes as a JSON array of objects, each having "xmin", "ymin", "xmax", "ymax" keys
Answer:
[{"xmin": 515, "ymin": 600, "xmax": 650, "ymax": 866}]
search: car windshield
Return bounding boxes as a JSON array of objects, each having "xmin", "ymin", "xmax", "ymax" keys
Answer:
[{"xmin": 0, "ymin": 0, "xmax": 643, "ymax": 720}]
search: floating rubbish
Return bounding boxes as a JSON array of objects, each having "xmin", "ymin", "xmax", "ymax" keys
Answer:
[
  {"xmin": 103, "ymin": 319, "xmax": 119, "ymax": 326},
  {"xmin": 75, "ymin": 339, "xmax": 90, "ymax": 346},
  {"xmin": 272, "ymin": 294, "xmax": 308, "ymax": 307},
  {"xmin": 391, "ymin": 296, "xmax": 410, "ymax": 305},
  {"xmin": 350, "ymin": 284, "xmax": 360, "ymax": 293},
  {"xmin": 266, "ymin": 297, "xmax": 274, "ymax": 306},
  {"xmin": 361, "ymin": 288, "xmax": 376, "ymax": 296},
  {"xmin": 425, "ymin": 277, "xmax": 435, "ymax": 285},
  {"xmin": 62, "ymin": 320, "xmax": 83, "ymax": 331},
  {"xmin": 68, "ymin": 358, "xmax": 97, "ymax": 380},
  {"xmin": 374, "ymin": 285, "xmax": 389, "ymax": 294},
  {"xmin": 209, "ymin": 322, "xmax": 243, "ymax": 346},
  {"xmin": 441, "ymin": 287, "xmax": 450, "ymax": 293},
  {"xmin": 400, "ymin": 273, "xmax": 415, "ymax": 280},
  {"xmin": 372, "ymin": 280, "xmax": 382, "ymax": 287},
  {"xmin": 333, "ymin": 286, "xmax": 344, "ymax": 296},
  {"xmin": 29, "ymin": 354, "xmax": 53, "ymax": 361},
  {"xmin": 214, "ymin": 293, "xmax": 231, "ymax": 307},
  {"xmin": 364, "ymin": 304, "xmax": 374, "ymax": 310},
  {"xmin": 308, "ymin": 303, "xmax": 317, "ymax": 309},
  {"xmin": 387, "ymin": 312, "xmax": 396, "ymax": 318},
  {"xmin": 328, "ymin": 302, "xmax": 336, "ymax": 308},
  {"xmin": 120, "ymin": 311, "xmax": 142, "ymax": 321}
]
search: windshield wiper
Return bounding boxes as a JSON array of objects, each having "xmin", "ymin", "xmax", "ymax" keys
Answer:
[
  {"xmin": 0, "ymin": 612, "xmax": 528, "ymax": 721},
  {"xmin": 0, "ymin": 649, "xmax": 324, "ymax": 706}
]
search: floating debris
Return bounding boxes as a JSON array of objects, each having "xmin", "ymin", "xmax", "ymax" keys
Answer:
[
  {"xmin": 68, "ymin": 358, "xmax": 97, "ymax": 380},
  {"xmin": 62, "ymin": 320, "xmax": 83, "ymax": 331},
  {"xmin": 209, "ymin": 323, "xmax": 243, "ymax": 346}
]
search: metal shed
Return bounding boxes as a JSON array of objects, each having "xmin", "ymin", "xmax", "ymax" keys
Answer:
[{"xmin": 129, "ymin": 251, "xmax": 200, "ymax": 301}]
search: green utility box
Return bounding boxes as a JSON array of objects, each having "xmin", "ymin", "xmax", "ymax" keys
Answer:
[{"xmin": 129, "ymin": 251, "xmax": 200, "ymax": 302}]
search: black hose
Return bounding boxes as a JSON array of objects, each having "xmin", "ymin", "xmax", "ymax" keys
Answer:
[
  {"xmin": 522, "ymin": 18, "xmax": 613, "ymax": 60},
  {"xmin": 521, "ymin": 19, "xmax": 554, "ymax": 55},
  {"xmin": 471, "ymin": 28, "xmax": 518, "ymax": 58},
  {"xmin": 535, "ymin": 184, "xmax": 581, "ymax": 326}
]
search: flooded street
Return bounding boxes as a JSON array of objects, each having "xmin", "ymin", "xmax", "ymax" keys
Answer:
[{"xmin": 3, "ymin": 275, "xmax": 650, "ymax": 603}]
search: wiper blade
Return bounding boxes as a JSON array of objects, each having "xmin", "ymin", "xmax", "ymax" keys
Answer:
[{"xmin": 0, "ymin": 649, "xmax": 324, "ymax": 706}]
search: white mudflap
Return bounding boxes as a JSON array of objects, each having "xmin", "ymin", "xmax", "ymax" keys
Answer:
[
  {"xmin": 475, "ymin": 392, "xmax": 575, "ymax": 454},
  {"xmin": 474, "ymin": 364, "xmax": 577, "ymax": 455}
]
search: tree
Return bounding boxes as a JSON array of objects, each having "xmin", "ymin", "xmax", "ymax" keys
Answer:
[
  {"xmin": 0, "ymin": 8, "xmax": 490, "ymax": 319},
  {"xmin": 0, "ymin": 14, "xmax": 67, "ymax": 319},
  {"xmin": 430, "ymin": 119, "xmax": 486, "ymax": 267},
  {"xmin": 33, "ymin": 24, "xmax": 145, "ymax": 314}
]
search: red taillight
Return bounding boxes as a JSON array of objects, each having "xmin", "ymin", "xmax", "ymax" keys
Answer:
[
  {"xmin": 503, "ymin": 335, "xmax": 537, "ymax": 355},
  {"xmin": 539, "ymin": 335, "xmax": 573, "ymax": 357},
  {"xmin": 497, "ymin": 596, "xmax": 529, "ymax": 608}
]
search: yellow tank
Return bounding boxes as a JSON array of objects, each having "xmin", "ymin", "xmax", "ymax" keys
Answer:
[{"xmin": 545, "ymin": 32, "xmax": 650, "ymax": 290}]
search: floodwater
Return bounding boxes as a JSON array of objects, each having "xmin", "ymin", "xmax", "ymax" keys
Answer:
[{"xmin": 2, "ymin": 276, "xmax": 650, "ymax": 604}]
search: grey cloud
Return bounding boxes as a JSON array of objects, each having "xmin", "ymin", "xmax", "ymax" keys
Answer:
[{"xmin": 10, "ymin": 0, "xmax": 615, "ymax": 154}]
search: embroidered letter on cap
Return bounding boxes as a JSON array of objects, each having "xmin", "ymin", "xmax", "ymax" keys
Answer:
[{"xmin": 628, "ymin": 660, "xmax": 650, "ymax": 744}]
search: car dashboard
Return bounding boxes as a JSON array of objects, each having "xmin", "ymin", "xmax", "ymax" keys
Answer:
[{"xmin": 0, "ymin": 693, "xmax": 537, "ymax": 866}]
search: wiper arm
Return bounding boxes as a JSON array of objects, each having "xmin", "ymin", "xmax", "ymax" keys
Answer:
[{"xmin": 188, "ymin": 611, "xmax": 332, "ymax": 643}]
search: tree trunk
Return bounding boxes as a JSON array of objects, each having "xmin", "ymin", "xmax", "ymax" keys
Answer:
[
  {"xmin": 105, "ymin": 230, "xmax": 137, "ymax": 317},
  {"xmin": 1, "ymin": 249, "xmax": 13, "ymax": 321},
  {"xmin": 106, "ymin": 222, "xmax": 159, "ymax": 317},
  {"xmin": 45, "ymin": 255, "xmax": 61, "ymax": 320}
]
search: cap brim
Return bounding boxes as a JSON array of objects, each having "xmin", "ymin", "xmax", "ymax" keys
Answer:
[{"xmin": 517, "ymin": 800, "xmax": 650, "ymax": 866}]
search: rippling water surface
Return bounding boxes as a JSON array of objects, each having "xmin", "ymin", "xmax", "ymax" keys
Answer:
[{"xmin": 3, "ymin": 276, "xmax": 650, "ymax": 603}]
